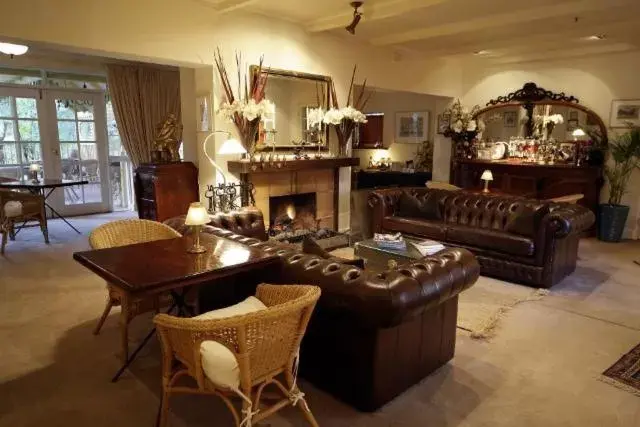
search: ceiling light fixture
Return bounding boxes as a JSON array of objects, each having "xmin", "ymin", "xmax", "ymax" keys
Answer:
[
  {"xmin": 586, "ymin": 34, "xmax": 606, "ymax": 41},
  {"xmin": 474, "ymin": 50, "xmax": 490, "ymax": 55},
  {"xmin": 345, "ymin": 1, "xmax": 364, "ymax": 35},
  {"xmin": 0, "ymin": 42, "xmax": 29, "ymax": 58}
]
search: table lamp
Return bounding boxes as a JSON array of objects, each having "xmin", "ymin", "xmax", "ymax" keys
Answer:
[
  {"xmin": 572, "ymin": 128, "xmax": 586, "ymax": 141},
  {"xmin": 203, "ymin": 131, "xmax": 247, "ymax": 186},
  {"xmin": 29, "ymin": 163, "xmax": 40, "ymax": 183},
  {"xmin": 185, "ymin": 202, "xmax": 209, "ymax": 253},
  {"xmin": 481, "ymin": 169, "xmax": 493, "ymax": 193}
]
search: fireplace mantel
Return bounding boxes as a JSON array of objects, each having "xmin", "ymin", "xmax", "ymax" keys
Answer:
[{"xmin": 227, "ymin": 157, "xmax": 359, "ymax": 174}]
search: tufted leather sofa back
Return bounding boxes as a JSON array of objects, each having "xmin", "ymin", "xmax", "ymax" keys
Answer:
[
  {"xmin": 393, "ymin": 188, "xmax": 549, "ymax": 233},
  {"xmin": 163, "ymin": 207, "xmax": 268, "ymax": 241}
]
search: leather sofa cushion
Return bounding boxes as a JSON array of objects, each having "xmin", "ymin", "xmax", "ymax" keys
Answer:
[
  {"xmin": 382, "ymin": 216, "xmax": 447, "ymax": 241},
  {"xmin": 506, "ymin": 203, "xmax": 550, "ymax": 237},
  {"xmin": 447, "ymin": 225, "xmax": 535, "ymax": 257},
  {"xmin": 395, "ymin": 191, "xmax": 441, "ymax": 221}
]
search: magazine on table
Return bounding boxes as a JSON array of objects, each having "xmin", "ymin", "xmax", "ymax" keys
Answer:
[
  {"xmin": 409, "ymin": 239, "xmax": 445, "ymax": 256},
  {"xmin": 373, "ymin": 233, "xmax": 406, "ymax": 250}
]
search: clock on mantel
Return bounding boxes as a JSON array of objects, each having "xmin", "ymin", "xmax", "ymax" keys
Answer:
[{"xmin": 355, "ymin": 113, "xmax": 384, "ymax": 149}]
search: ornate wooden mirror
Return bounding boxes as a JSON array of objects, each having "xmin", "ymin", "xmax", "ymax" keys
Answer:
[
  {"xmin": 250, "ymin": 66, "xmax": 332, "ymax": 151},
  {"xmin": 474, "ymin": 83, "xmax": 608, "ymax": 164}
]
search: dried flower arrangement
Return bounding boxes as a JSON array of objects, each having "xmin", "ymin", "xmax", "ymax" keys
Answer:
[{"xmin": 214, "ymin": 48, "xmax": 274, "ymax": 154}]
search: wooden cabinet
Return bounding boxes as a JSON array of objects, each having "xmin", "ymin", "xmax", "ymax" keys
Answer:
[
  {"xmin": 453, "ymin": 159, "xmax": 603, "ymax": 234},
  {"xmin": 134, "ymin": 162, "xmax": 199, "ymax": 222},
  {"xmin": 355, "ymin": 113, "xmax": 384, "ymax": 149}
]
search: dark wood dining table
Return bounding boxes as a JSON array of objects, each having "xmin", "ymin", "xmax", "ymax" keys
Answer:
[
  {"xmin": 73, "ymin": 232, "xmax": 280, "ymax": 381},
  {"xmin": 0, "ymin": 178, "xmax": 89, "ymax": 233}
]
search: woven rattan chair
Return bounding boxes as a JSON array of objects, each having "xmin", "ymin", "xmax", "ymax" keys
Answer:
[
  {"xmin": 1, "ymin": 189, "xmax": 49, "ymax": 254},
  {"xmin": 154, "ymin": 284, "xmax": 321, "ymax": 427},
  {"xmin": 89, "ymin": 219, "xmax": 182, "ymax": 360}
]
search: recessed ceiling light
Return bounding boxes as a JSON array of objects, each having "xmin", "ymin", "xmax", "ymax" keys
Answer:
[
  {"xmin": 0, "ymin": 42, "xmax": 29, "ymax": 58},
  {"xmin": 474, "ymin": 50, "xmax": 490, "ymax": 55},
  {"xmin": 586, "ymin": 34, "xmax": 606, "ymax": 41}
]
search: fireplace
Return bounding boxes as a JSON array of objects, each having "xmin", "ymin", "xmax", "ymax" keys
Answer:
[{"xmin": 269, "ymin": 192, "xmax": 318, "ymax": 239}]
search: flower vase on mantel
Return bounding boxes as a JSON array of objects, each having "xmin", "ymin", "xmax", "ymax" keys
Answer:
[{"xmin": 336, "ymin": 131, "xmax": 352, "ymax": 158}]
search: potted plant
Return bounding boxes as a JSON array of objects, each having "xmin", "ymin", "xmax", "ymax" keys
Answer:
[{"xmin": 599, "ymin": 125, "xmax": 640, "ymax": 242}]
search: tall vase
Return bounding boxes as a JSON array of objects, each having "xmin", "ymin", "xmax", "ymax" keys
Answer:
[{"xmin": 335, "ymin": 129, "xmax": 351, "ymax": 158}]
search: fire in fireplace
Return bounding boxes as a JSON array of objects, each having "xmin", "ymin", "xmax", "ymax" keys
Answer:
[{"xmin": 269, "ymin": 192, "xmax": 318, "ymax": 238}]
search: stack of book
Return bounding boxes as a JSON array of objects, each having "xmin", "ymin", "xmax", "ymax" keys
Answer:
[
  {"xmin": 410, "ymin": 239, "xmax": 445, "ymax": 256},
  {"xmin": 373, "ymin": 233, "xmax": 406, "ymax": 250}
]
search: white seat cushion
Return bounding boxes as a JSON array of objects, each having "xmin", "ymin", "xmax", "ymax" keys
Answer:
[
  {"xmin": 195, "ymin": 296, "xmax": 267, "ymax": 390},
  {"xmin": 3, "ymin": 201, "xmax": 23, "ymax": 218}
]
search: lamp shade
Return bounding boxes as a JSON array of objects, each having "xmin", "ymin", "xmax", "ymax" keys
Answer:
[
  {"xmin": 185, "ymin": 202, "xmax": 209, "ymax": 226},
  {"xmin": 218, "ymin": 138, "xmax": 247, "ymax": 155},
  {"xmin": 481, "ymin": 170, "xmax": 494, "ymax": 181},
  {"xmin": 0, "ymin": 42, "xmax": 28, "ymax": 56},
  {"xmin": 572, "ymin": 128, "xmax": 586, "ymax": 137}
]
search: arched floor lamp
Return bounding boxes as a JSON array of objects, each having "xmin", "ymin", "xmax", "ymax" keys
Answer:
[{"xmin": 202, "ymin": 130, "xmax": 247, "ymax": 186}]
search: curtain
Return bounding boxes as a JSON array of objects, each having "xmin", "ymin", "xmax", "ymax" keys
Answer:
[{"xmin": 107, "ymin": 64, "xmax": 181, "ymax": 167}]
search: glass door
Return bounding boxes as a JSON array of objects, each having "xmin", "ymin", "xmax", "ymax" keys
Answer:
[
  {"xmin": 0, "ymin": 87, "xmax": 44, "ymax": 181},
  {"xmin": 44, "ymin": 90, "xmax": 110, "ymax": 215}
]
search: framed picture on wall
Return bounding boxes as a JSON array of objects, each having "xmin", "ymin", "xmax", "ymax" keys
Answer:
[
  {"xmin": 437, "ymin": 113, "xmax": 450, "ymax": 134},
  {"xmin": 395, "ymin": 111, "xmax": 430, "ymax": 143},
  {"xmin": 569, "ymin": 111, "xmax": 579, "ymax": 121},
  {"xmin": 567, "ymin": 119, "xmax": 579, "ymax": 132},
  {"xmin": 196, "ymin": 95, "xmax": 211, "ymax": 132},
  {"xmin": 503, "ymin": 111, "xmax": 517, "ymax": 127},
  {"xmin": 610, "ymin": 99, "xmax": 640, "ymax": 128}
]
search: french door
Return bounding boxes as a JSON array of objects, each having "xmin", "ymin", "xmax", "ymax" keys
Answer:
[
  {"xmin": 43, "ymin": 90, "xmax": 110, "ymax": 215},
  {"xmin": 0, "ymin": 85, "xmax": 111, "ymax": 216}
]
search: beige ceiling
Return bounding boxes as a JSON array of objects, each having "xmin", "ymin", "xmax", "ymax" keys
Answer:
[{"xmin": 198, "ymin": 0, "xmax": 640, "ymax": 63}]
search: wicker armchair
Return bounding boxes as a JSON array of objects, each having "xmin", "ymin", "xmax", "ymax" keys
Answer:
[
  {"xmin": 89, "ymin": 219, "xmax": 182, "ymax": 360},
  {"xmin": 1, "ymin": 189, "xmax": 48, "ymax": 254},
  {"xmin": 154, "ymin": 284, "xmax": 321, "ymax": 427}
]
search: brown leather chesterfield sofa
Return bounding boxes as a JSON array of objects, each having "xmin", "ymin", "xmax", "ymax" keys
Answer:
[
  {"xmin": 165, "ymin": 208, "xmax": 480, "ymax": 411},
  {"xmin": 369, "ymin": 188, "xmax": 595, "ymax": 288}
]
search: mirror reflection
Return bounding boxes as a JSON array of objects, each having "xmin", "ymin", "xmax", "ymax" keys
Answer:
[{"xmin": 253, "ymin": 68, "xmax": 331, "ymax": 150}]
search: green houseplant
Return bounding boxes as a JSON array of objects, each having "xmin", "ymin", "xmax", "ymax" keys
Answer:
[{"xmin": 599, "ymin": 125, "xmax": 640, "ymax": 242}]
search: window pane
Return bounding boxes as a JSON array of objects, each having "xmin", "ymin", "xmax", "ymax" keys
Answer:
[
  {"xmin": 18, "ymin": 120, "xmax": 40, "ymax": 141},
  {"xmin": 80, "ymin": 143, "xmax": 97, "ymax": 161},
  {"xmin": 76, "ymin": 103, "xmax": 94, "ymax": 120},
  {"xmin": 0, "ymin": 96, "xmax": 13, "ymax": 117},
  {"xmin": 0, "ymin": 120, "xmax": 15, "ymax": 141},
  {"xmin": 78, "ymin": 121, "xmax": 95, "ymax": 141},
  {"xmin": 58, "ymin": 121, "xmax": 77, "ymax": 141},
  {"xmin": 56, "ymin": 101, "xmax": 75, "ymax": 119},
  {"xmin": 0, "ymin": 143, "xmax": 19, "ymax": 165},
  {"xmin": 64, "ymin": 185, "xmax": 84, "ymax": 205},
  {"xmin": 83, "ymin": 183, "xmax": 102, "ymax": 203},
  {"xmin": 16, "ymin": 98, "xmax": 37, "ymax": 118},
  {"xmin": 60, "ymin": 143, "xmax": 80, "ymax": 180},
  {"xmin": 21, "ymin": 143, "xmax": 42, "ymax": 163}
]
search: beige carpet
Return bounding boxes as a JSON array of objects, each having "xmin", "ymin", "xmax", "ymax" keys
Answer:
[{"xmin": 2, "ymin": 217, "xmax": 640, "ymax": 427}]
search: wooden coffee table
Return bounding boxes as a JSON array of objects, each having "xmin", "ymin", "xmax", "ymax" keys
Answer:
[{"xmin": 354, "ymin": 237, "xmax": 446, "ymax": 272}]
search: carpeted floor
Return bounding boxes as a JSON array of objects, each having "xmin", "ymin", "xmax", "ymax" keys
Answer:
[{"xmin": 1, "ymin": 213, "xmax": 639, "ymax": 426}]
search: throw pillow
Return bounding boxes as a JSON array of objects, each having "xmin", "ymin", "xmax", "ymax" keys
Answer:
[
  {"xmin": 196, "ymin": 296, "xmax": 267, "ymax": 391},
  {"xmin": 506, "ymin": 203, "xmax": 550, "ymax": 237}
]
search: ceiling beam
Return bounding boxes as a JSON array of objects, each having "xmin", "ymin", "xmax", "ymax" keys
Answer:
[
  {"xmin": 489, "ymin": 43, "xmax": 636, "ymax": 65},
  {"xmin": 195, "ymin": 0, "xmax": 259, "ymax": 14},
  {"xmin": 307, "ymin": 0, "xmax": 451, "ymax": 33},
  {"xmin": 371, "ymin": 0, "xmax": 633, "ymax": 46}
]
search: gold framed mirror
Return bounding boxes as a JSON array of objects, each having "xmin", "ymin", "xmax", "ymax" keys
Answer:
[{"xmin": 249, "ymin": 66, "xmax": 332, "ymax": 151}]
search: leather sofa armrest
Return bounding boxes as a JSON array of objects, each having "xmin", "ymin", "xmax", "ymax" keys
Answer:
[
  {"xmin": 544, "ymin": 203, "xmax": 595, "ymax": 238},
  {"xmin": 368, "ymin": 188, "xmax": 404, "ymax": 234}
]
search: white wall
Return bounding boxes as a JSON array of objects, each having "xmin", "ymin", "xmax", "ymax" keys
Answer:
[
  {"xmin": 356, "ymin": 89, "xmax": 453, "ymax": 181},
  {"xmin": 462, "ymin": 51, "xmax": 640, "ymax": 238},
  {"xmin": 0, "ymin": 0, "xmax": 463, "ymax": 229}
]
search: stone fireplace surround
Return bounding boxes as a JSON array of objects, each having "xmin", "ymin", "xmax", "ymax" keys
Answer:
[{"xmin": 251, "ymin": 169, "xmax": 335, "ymax": 231}]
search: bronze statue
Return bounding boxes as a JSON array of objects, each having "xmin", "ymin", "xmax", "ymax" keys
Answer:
[{"xmin": 153, "ymin": 113, "xmax": 183, "ymax": 162}]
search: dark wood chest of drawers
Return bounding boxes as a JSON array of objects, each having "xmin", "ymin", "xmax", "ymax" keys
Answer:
[{"xmin": 134, "ymin": 162, "xmax": 199, "ymax": 222}]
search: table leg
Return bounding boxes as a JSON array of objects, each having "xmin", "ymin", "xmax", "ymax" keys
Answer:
[{"xmin": 111, "ymin": 289, "xmax": 193, "ymax": 383}]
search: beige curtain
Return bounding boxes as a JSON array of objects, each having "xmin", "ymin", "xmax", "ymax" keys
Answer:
[{"xmin": 107, "ymin": 64, "xmax": 181, "ymax": 167}]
